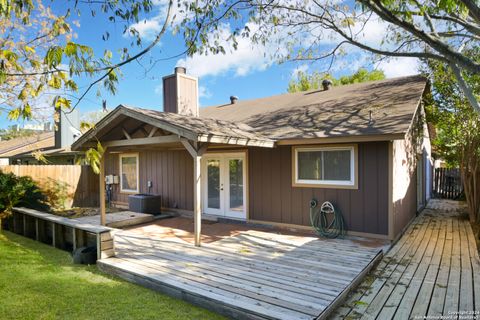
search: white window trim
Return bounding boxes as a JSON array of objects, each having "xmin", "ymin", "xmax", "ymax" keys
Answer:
[
  {"xmin": 292, "ymin": 145, "xmax": 358, "ymax": 189},
  {"xmin": 119, "ymin": 153, "xmax": 140, "ymax": 193}
]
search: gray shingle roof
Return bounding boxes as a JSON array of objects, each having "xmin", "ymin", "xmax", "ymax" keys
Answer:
[
  {"xmin": 200, "ymin": 75, "xmax": 427, "ymax": 140},
  {"xmin": 122, "ymin": 105, "xmax": 274, "ymax": 143}
]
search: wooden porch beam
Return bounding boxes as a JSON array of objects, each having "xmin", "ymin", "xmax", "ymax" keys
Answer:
[
  {"xmin": 122, "ymin": 128, "xmax": 132, "ymax": 140},
  {"xmin": 148, "ymin": 127, "xmax": 158, "ymax": 138},
  {"xmin": 180, "ymin": 138, "xmax": 208, "ymax": 157},
  {"xmin": 180, "ymin": 138, "xmax": 209, "ymax": 247},
  {"xmin": 193, "ymin": 155, "xmax": 202, "ymax": 247},
  {"xmin": 99, "ymin": 149, "xmax": 107, "ymax": 226},
  {"xmin": 103, "ymin": 135, "xmax": 180, "ymax": 148}
]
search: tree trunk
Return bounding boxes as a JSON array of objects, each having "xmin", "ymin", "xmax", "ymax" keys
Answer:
[{"xmin": 461, "ymin": 161, "xmax": 480, "ymax": 223}]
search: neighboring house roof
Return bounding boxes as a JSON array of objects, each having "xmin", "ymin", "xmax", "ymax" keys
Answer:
[
  {"xmin": 201, "ymin": 75, "xmax": 427, "ymax": 141},
  {"xmin": 0, "ymin": 131, "xmax": 54, "ymax": 157}
]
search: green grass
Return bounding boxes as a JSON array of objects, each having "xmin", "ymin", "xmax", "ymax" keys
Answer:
[{"xmin": 0, "ymin": 231, "xmax": 225, "ymax": 320}]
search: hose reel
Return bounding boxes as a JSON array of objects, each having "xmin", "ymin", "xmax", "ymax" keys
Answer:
[{"xmin": 309, "ymin": 199, "xmax": 345, "ymax": 238}]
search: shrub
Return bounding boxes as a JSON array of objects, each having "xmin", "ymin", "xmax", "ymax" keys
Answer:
[
  {"xmin": 41, "ymin": 178, "xmax": 70, "ymax": 210},
  {"xmin": 0, "ymin": 171, "xmax": 48, "ymax": 221}
]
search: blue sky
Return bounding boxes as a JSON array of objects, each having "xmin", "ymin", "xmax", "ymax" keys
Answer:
[{"xmin": 0, "ymin": 1, "xmax": 420, "ymax": 129}]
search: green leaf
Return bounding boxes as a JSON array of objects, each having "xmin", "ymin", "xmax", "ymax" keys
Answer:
[
  {"xmin": 54, "ymin": 96, "xmax": 71, "ymax": 110},
  {"xmin": 24, "ymin": 45, "xmax": 35, "ymax": 54},
  {"xmin": 22, "ymin": 103, "xmax": 32, "ymax": 119},
  {"xmin": 48, "ymin": 76, "xmax": 62, "ymax": 89},
  {"xmin": 7, "ymin": 108, "xmax": 20, "ymax": 120},
  {"xmin": 64, "ymin": 42, "xmax": 77, "ymax": 56},
  {"xmin": 0, "ymin": 70, "xmax": 6, "ymax": 85},
  {"xmin": 44, "ymin": 46, "xmax": 63, "ymax": 67}
]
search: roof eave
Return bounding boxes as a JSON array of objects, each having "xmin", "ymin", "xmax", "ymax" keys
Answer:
[
  {"xmin": 275, "ymin": 133, "xmax": 406, "ymax": 145},
  {"xmin": 197, "ymin": 134, "xmax": 275, "ymax": 148}
]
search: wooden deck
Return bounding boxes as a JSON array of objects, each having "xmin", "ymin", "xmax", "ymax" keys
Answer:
[
  {"xmin": 98, "ymin": 227, "xmax": 384, "ymax": 320},
  {"xmin": 75, "ymin": 211, "xmax": 155, "ymax": 228},
  {"xmin": 331, "ymin": 200, "xmax": 480, "ymax": 319}
]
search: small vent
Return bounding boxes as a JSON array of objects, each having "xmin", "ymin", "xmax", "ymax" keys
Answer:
[
  {"xmin": 322, "ymin": 79, "xmax": 333, "ymax": 90},
  {"xmin": 230, "ymin": 96, "xmax": 239, "ymax": 104}
]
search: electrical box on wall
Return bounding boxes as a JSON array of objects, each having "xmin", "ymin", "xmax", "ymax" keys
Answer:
[
  {"xmin": 105, "ymin": 175, "xmax": 114, "ymax": 184},
  {"xmin": 105, "ymin": 175, "xmax": 119, "ymax": 185}
]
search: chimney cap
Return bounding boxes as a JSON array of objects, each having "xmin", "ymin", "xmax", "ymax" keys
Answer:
[
  {"xmin": 175, "ymin": 66, "xmax": 186, "ymax": 74},
  {"xmin": 230, "ymin": 96, "xmax": 239, "ymax": 104}
]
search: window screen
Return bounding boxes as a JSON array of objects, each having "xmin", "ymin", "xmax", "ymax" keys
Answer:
[
  {"xmin": 295, "ymin": 147, "xmax": 354, "ymax": 186},
  {"xmin": 120, "ymin": 155, "xmax": 138, "ymax": 192}
]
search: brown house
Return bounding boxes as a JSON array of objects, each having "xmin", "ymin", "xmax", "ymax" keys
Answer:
[{"xmin": 72, "ymin": 68, "xmax": 432, "ymax": 244}]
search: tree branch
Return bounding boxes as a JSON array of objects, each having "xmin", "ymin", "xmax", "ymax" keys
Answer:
[
  {"xmin": 66, "ymin": 0, "xmax": 174, "ymax": 112},
  {"xmin": 458, "ymin": 0, "xmax": 480, "ymax": 23},
  {"xmin": 361, "ymin": 0, "xmax": 480, "ymax": 75},
  {"xmin": 449, "ymin": 62, "xmax": 480, "ymax": 114}
]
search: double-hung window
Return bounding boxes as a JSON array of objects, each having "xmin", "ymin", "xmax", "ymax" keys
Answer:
[
  {"xmin": 120, "ymin": 153, "xmax": 139, "ymax": 193},
  {"xmin": 293, "ymin": 145, "xmax": 357, "ymax": 188}
]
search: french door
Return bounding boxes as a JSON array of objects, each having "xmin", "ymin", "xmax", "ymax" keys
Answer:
[{"xmin": 202, "ymin": 153, "xmax": 247, "ymax": 219}]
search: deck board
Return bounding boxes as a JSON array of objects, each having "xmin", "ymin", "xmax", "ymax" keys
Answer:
[
  {"xmin": 98, "ymin": 228, "xmax": 383, "ymax": 319},
  {"xmin": 334, "ymin": 199, "xmax": 480, "ymax": 319}
]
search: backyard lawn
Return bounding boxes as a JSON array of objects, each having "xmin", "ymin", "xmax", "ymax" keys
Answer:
[{"xmin": 0, "ymin": 231, "xmax": 224, "ymax": 320}]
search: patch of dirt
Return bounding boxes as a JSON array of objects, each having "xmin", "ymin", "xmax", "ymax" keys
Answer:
[{"xmin": 52, "ymin": 207, "xmax": 123, "ymax": 219}]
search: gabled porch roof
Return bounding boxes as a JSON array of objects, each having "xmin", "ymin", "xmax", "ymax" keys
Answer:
[{"xmin": 71, "ymin": 105, "xmax": 275, "ymax": 151}]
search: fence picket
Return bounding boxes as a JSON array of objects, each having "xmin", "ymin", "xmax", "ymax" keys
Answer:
[{"xmin": 433, "ymin": 167, "xmax": 462, "ymax": 200}]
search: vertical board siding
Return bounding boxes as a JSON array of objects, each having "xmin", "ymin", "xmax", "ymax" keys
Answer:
[
  {"xmin": 392, "ymin": 138, "xmax": 418, "ymax": 238},
  {"xmin": 248, "ymin": 142, "xmax": 390, "ymax": 236},
  {"xmin": 106, "ymin": 150, "xmax": 193, "ymax": 210},
  {"xmin": 0, "ymin": 165, "xmax": 99, "ymax": 207}
]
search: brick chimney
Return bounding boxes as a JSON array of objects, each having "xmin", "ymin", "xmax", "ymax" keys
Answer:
[{"xmin": 163, "ymin": 67, "xmax": 199, "ymax": 116}]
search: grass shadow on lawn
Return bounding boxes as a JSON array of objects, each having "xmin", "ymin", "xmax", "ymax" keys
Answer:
[{"xmin": 0, "ymin": 231, "xmax": 225, "ymax": 320}]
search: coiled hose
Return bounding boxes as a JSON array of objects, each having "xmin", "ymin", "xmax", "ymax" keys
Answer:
[{"xmin": 309, "ymin": 199, "xmax": 345, "ymax": 238}]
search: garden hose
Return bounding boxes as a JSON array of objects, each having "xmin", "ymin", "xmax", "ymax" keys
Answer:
[{"xmin": 309, "ymin": 199, "xmax": 345, "ymax": 238}]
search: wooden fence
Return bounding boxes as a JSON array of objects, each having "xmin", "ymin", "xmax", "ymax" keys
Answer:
[
  {"xmin": 433, "ymin": 167, "xmax": 463, "ymax": 199},
  {"xmin": 0, "ymin": 165, "xmax": 99, "ymax": 208}
]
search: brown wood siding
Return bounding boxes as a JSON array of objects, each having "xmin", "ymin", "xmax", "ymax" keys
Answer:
[
  {"xmin": 105, "ymin": 150, "xmax": 193, "ymax": 210},
  {"xmin": 248, "ymin": 142, "xmax": 389, "ymax": 235}
]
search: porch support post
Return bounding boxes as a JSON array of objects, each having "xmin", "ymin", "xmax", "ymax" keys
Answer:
[
  {"xmin": 193, "ymin": 155, "xmax": 202, "ymax": 246},
  {"xmin": 99, "ymin": 149, "xmax": 107, "ymax": 226},
  {"xmin": 181, "ymin": 138, "xmax": 208, "ymax": 247}
]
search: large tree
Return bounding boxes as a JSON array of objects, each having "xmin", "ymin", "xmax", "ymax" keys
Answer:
[
  {"xmin": 424, "ymin": 50, "xmax": 480, "ymax": 223},
  {"xmin": 0, "ymin": 0, "xmax": 224, "ymax": 170},
  {"xmin": 287, "ymin": 68, "xmax": 385, "ymax": 93},
  {"xmin": 185, "ymin": 0, "xmax": 480, "ymax": 113}
]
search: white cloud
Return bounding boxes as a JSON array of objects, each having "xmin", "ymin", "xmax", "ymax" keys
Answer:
[
  {"xmin": 154, "ymin": 83, "xmax": 163, "ymax": 95},
  {"xmin": 176, "ymin": 23, "xmax": 283, "ymax": 78},
  {"xmin": 198, "ymin": 85, "xmax": 212, "ymax": 99},
  {"xmin": 128, "ymin": 18, "xmax": 164, "ymax": 41},
  {"xmin": 126, "ymin": 0, "xmax": 183, "ymax": 41},
  {"xmin": 291, "ymin": 64, "xmax": 309, "ymax": 78},
  {"xmin": 376, "ymin": 57, "xmax": 421, "ymax": 78}
]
